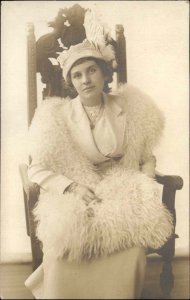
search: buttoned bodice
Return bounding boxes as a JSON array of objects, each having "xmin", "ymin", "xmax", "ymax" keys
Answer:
[{"xmin": 62, "ymin": 93, "xmax": 126, "ymax": 165}]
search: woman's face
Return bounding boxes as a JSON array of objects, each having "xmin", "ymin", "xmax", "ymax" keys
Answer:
[{"xmin": 70, "ymin": 60, "xmax": 105, "ymax": 103}]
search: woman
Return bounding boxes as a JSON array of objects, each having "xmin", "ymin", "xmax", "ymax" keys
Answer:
[{"xmin": 25, "ymin": 39, "xmax": 173, "ymax": 299}]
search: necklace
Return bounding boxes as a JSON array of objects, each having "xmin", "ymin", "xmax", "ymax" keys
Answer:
[{"xmin": 83, "ymin": 101, "xmax": 104, "ymax": 129}]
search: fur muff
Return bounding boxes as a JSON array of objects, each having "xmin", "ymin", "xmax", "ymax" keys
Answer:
[
  {"xmin": 29, "ymin": 84, "xmax": 173, "ymax": 262},
  {"xmin": 34, "ymin": 167, "xmax": 173, "ymax": 262}
]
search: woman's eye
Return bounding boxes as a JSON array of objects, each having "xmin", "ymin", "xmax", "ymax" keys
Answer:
[
  {"xmin": 73, "ymin": 72, "xmax": 81, "ymax": 79},
  {"xmin": 89, "ymin": 67, "xmax": 96, "ymax": 74}
]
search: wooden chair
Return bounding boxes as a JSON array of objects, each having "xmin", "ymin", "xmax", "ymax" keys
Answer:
[{"xmin": 20, "ymin": 4, "xmax": 183, "ymax": 299}]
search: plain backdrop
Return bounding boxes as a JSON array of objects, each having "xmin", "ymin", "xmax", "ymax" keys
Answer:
[{"xmin": 1, "ymin": 1, "xmax": 189, "ymax": 262}]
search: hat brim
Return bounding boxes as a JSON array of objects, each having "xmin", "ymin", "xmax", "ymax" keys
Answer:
[{"xmin": 63, "ymin": 49, "xmax": 106, "ymax": 81}]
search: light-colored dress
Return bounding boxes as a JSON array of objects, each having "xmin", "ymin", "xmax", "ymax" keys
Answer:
[{"xmin": 25, "ymin": 98, "xmax": 147, "ymax": 299}]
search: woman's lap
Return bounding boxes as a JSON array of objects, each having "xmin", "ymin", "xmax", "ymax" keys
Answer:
[{"xmin": 40, "ymin": 247, "xmax": 146, "ymax": 299}]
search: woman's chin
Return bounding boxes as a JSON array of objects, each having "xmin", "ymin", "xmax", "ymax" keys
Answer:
[
  {"xmin": 82, "ymin": 89, "xmax": 96, "ymax": 97},
  {"xmin": 80, "ymin": 89, "xmax": 102, "ymax": 100}
]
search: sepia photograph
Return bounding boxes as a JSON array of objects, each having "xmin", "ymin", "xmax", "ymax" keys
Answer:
[{"xmin": 1, "ymin": 1, "xmax": 189, "ymax": 299}]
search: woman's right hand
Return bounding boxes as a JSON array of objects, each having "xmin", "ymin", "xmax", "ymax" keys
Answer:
[{"xmin": 67, "ymin": 182, "xmax": 102, "ymax": 206}]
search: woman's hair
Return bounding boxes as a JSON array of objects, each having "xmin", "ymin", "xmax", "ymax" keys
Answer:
[{"xmin": 66, "ymin": 57, "xmax": 113, "ymax": 94}]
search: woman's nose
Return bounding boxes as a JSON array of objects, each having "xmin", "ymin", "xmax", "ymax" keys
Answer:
[{"xmin": 82, "ymin": 73, "xmax": 91, "ymax": 84}]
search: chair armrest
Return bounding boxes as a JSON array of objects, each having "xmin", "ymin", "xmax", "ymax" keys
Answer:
[
  {"xmin": 155, "ymin": 171, "xmax": 183, "ymax": 190},
  {"xmin": 19, "ymin": 163, "xmax": 40, "ymax": 229},
  {"xmin": 19, "ymin": 163, "xmax": 40, "ymax": 196},
  {"xmin": 155, "ymin": 170, "xmax": 183, "ymax": 231},
  {"xmin": 150, "ymin": 171, "xmax": 183, "ymax": 260}
]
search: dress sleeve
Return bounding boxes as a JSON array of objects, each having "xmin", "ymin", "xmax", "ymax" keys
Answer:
[
  {"xmin": 140, "ymin": 152, "xmax": 156, "ymax": 178},
  {"xmin": 28, "ymin": 160, "xmax": 73, "ymax": 194}
]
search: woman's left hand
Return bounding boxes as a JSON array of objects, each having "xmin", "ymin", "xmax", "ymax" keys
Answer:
[
  {"xmin": 67, "ymin": 182, "xmax": 102, "ymax": 205},
  {"xmin": 78, "ymin": 185, "xmax": 102, "ymax": 206}
]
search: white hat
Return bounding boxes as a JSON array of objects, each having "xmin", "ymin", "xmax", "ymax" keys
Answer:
[{"xmin": 57, "ymin": 39, "xmax": 116, "ymax": 80}]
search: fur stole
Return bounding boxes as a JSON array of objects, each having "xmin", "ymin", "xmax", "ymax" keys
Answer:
[{"xmin": 28, "ymin": 84, "xmax": 173, "ymax": 262}]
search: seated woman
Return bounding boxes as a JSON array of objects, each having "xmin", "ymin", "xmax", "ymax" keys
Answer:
[{"xmin": 25, "ymin": 38, "xmax": 173, "ymax": 299}]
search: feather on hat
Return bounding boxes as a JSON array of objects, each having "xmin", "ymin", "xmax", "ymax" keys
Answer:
[{"xmin": 57, "ymin": 9, "xmax": 117, "ymax": 80}]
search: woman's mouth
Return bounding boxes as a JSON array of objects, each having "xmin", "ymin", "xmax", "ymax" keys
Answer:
[{"xmin": 83, "ymin": 86, "xmax": 95, "ymax": 92}]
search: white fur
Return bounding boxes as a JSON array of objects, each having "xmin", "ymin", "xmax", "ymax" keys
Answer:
[
  {"xmin": 34, "ymin": 168, "xmax": 173, "ymax": 262},
  {"xmin": 29, "ymin": 84, "xmax": 172, "ymax": 262}
]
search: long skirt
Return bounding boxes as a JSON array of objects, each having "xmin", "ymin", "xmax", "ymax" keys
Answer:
[{"xmin": 25, "ymin": 247, "xmax": 146, "ymax": 299}]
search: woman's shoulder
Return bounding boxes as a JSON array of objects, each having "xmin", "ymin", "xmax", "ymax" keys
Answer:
[
  {"xmin": 39, "ymin": 96, "xmax": 70, "ymax": 108},
  {"xmin": 33, "ymin": 96, "xmax": 71, "ymax": 117},
  {"xmin": 110, "ymin": 84, "xmax": 156, "ymax": 109},
  {"xmin": 109, "ymin": 84, "xmax": 164, "ymax": 119},
  {"xmin": 29, "ymin": 97, "xmax": 72, "ymax": 130},
  {"xmin": 108, "ymin": 84, "xmax": 165, "ymax": 134}
]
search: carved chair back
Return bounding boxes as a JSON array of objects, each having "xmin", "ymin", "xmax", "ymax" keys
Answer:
[{"xmin": 27, "ymin": 5, "xmax": 127, "ymax": 125}]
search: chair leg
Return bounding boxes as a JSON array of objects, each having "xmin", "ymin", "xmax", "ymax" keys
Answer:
[
  {"xmin": 160, "ymin": 258, "xmax": 174, "ymax": 299},
  {"xmin": 30, "ymin": 233, "xmax": 43, "ymax": 271},
  {"xmin": 158, "ymin": 234, "xmax": 176, "ymax": 299}
]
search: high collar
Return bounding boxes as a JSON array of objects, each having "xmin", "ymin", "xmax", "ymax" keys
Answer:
[{"xmin": 70, "ymin": 93, "xmax": 123, "ymax": 123}]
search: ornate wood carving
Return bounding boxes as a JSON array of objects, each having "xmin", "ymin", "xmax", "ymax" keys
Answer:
[
  {"xmin": 35, "ymin": 4, "xmax": 122, "ymax": 99},
  {"xmin": 36, "ymin": 4, "xmax": 87, "ymax": 99}
]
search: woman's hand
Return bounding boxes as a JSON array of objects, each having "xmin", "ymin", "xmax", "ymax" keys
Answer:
[{"xmin": 67, "ymin": 182, "xmax": 102, "ymax": 205}]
